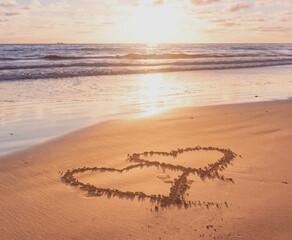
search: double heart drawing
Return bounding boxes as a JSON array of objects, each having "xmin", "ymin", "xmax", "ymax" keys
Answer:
[{"xmin": 61, "ymin": 146, "xmax": 239, "ymax": 209}]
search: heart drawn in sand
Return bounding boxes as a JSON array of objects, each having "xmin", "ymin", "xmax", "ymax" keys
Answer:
[{"xmin": 61, "ymin": 146, "xmax": 239, "ymax": 209}]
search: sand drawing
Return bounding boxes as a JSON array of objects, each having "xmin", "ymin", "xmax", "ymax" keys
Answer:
[{"xmin": 61, "ymin": 146, "xmax": 239, "ymax": 210}]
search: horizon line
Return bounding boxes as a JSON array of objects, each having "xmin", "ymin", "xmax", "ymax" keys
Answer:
[{"xmin": 0, "ymin": 42, "xmax": 292, "ymax": 45}]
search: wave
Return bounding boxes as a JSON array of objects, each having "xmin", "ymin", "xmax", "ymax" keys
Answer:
[
  {"xmin": 2, "ymin": 52, "xmax": 291, "ymax": 62},
  {"xmin": 1, "ymin": 60, "xmax": 292, "ymax": 81},
  {"xmin": 122, "ymin": 53, "xmax": 261, "ymax": 59},
  {"xmin": 42, "ymin": 55, "xmax": 91, "ymax": 60},
  {"xmin": 41, "ymin": 53, "xmax": 218, "ymax": 61},
  {"xmin": 0, "ymin": 55, "xmax": 108, "ymax": 61},
  {"xmin": 1, "ymin": 58, "xmax": 292, "ymax": 71},
  {"xmin": 0, "ymin": 57, "xmax": 20, "ymax": 61}
]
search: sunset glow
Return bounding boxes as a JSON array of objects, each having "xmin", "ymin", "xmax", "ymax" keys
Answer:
[
  {"xmin": 1, "ymin": 0, "xmax": 292, "ymax": 43},
  {"xmin": 130, "ymin": 4, "xmax": 182, "ymax": 43}
]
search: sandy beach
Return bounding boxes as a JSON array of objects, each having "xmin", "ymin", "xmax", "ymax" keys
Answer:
[
  {"xmin": 1, "ymin": 0, "xmax": 292, "ymax": 239},
  {"xmin": 0, "ymin": 99, "xmax": 291, "ymax": 240}
]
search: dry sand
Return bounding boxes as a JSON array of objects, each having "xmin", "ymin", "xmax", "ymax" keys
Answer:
[{"xmin": 0, "ymin": 100, "xmax": 291, "ymax": 240}]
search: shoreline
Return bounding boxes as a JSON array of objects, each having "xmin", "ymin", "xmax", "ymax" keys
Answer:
[
  {"xmin": 0, "ymin": 99, "xmax": 291, "ymax": 239},
  {"xmin": 0, "ymin": 97, "xmax": 290, "ymax": 161},
  {"xmin": 1, "ymin": 65, "xmax": 292, "ymax": 156}
]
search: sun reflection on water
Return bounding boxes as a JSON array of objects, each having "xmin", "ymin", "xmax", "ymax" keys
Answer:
[{"xmin": 138, "ymin": 73, "xmax": 167, "ymax": 117}]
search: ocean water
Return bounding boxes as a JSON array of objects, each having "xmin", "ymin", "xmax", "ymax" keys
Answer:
[
  {"xmin": 0, "ymin": 44, "xmax": 292, "ymax": 155},
  {"xmin": 1, "ymin": 43, "xmax": 292, "ymax": 80}
]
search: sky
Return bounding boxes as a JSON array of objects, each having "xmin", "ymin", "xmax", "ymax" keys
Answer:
[{"xmin": 0, "ymin": 0, "xmax": 292, "ymax": 43}]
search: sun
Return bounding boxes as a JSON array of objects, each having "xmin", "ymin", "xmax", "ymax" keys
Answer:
[{"xmin": 130, "ymin": 4, "xmax": 182, "ymax": 43}]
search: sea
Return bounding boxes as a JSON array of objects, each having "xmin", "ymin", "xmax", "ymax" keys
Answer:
[{"xmin": 1, "ymin": 43, "xmax": 292, "ymax": 155}]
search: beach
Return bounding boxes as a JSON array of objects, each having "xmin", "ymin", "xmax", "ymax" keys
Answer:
[
  {"xmin": 1, "ymin": 0, "xmax": 292, "ymax": 238},
  {"xmin": 1, "ymin": 99, "xmax": 291, "ymax": 240}
]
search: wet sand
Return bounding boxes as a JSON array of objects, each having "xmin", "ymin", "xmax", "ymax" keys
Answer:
[{"xmin": 0, "ymin": 100, "xmax": 291, "ymax": 239}]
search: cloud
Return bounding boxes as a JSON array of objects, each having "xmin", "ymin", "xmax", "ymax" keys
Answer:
[
  {"xmin": 117, "ymin": 0, "xmax": 139, "ymax": 6},
  {"xmin": 198, "ymin": 10, "xmax": 214, "ymax": 14},
  {"xmin": 281, "ymin": 17, "xmax": 292, "ymax": 22},
  {"xmin": 153, "ymin": 0, "xmax": 164, "ymax": 6},
  {"xmin": 255, "ymin": 0, "xmax": 275, "ymax": 6},
  {"xmin": 209, "ymin": 18, "xmax": 241, "ymax": 27},
  {"xmin": 76, "ymin": 31, "xmax": 92, "ymax": 34},
  {"xmin": 210, "ymin": 18, "xmax": 226, "ymax": 23},
  {"xmin": 0, "ymin": 0, "xmax": 16, "ymax": 7},
  {"xmin": 102, "ymin": 22, "xmax": 115, "ymax": 25},
  {"xmin": 219, "ymin": 22, "xmax": 240, "ymax": 27},
  {"xmin": 256, "ymin": 0, "xmax": 292, "ymax": 6},
  {"xmin": 228, "ymin": 3, "xmax": 252, "ymax": 12},
  {"xmin": 2, "ymin": 12, "xmax": 20, "ymax": 16},
  {"xmin": 75, "ymin": 21, "xmax": 85, "ymax": 25},
  {"xmin": 32, "ymin": 26, "xmax": 54, "ymax": 29},
  {"xmin": 32, "ymin": 0, "xmax": 41, "ymax": 8},
  {"xmin": 249, "ymin": 26, "xmax": 291, "ymax": 32},
  {"xmin": 235, "ymin": 14, "xmax": 266, "ymax": 22},
  {"xmin": 191, "ymin": 0, "xmax": 222, "ymax": 5},
  {"xmin": 284, "ymin": 10, "xmax": 292, "ymax": 15},
  {"xmin": 18, "ymin": 6, "xmax": 33, "ymax": 10},
  {"xmin": 16, "ymin": 0, "xmax": 42, "ymax": 11}
]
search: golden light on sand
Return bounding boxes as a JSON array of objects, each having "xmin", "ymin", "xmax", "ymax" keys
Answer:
[{"xmin": 130, "ymin": 5, "xmax": 181, "ymax": 43}]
